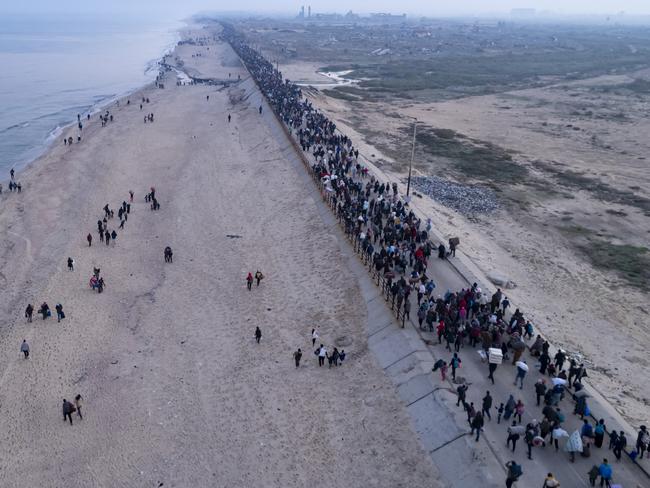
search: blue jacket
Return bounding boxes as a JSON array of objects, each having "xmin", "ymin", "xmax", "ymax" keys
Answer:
[{"xmin": 599, "ymin": 463, "xmax": 612, "ymax": 479}]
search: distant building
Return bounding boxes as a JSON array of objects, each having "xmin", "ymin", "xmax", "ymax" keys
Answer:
[
  {"xmin": 370, "ymin": 13, "xmax": 407, "ymax": 21},
  {"xmin": 298, "ymin": 6, "xmax": 305, "ymax": 19},
  {"xmin": 511, "ymin": 8, "xmax": 536, "ymax": 18},
  {"xmin": 308, "ymin": 6, "xmax": 311, "ymax": 19}
]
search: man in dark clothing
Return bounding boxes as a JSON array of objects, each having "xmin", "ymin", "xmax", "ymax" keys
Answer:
[
  {"xmin": 456, "ymin": 384, "xmax": 468, "ymax": 407},
  {"xmin": 505, "ymin": 461, "xmax": 522, "ymax": 488},
  {"xmin": 293, "ymin": 348, "xmax": 302, "ymax": 367},
  {"xmin": 255, "ymin": 327, "xmax": 262, "ymax": 344},
  {"xmin": 539, "ymin": 351, "xmax": 550, "ymax": 375},
  {"xmin": 25, "ymin": 304, "xmax": 33, "ymax": 322},
  {"xmin": 613, "ymin": 431, "xmax": 627, "ymax": 461},
  {"xmin": 471, "ymin": 412, "xmax": 484, "ymax": 441},
  {"xmin": 62, "ymin": 399, "xmax": 74, "ymax": 425},
  {"xmin": 482, "ymin": 391, "xmax": 493, "ymax": 420},
  {"xmin": 636, "ymin": 426, "xmax": 648, "ymax": 459},
  {"xmin": 554, "ymin": 350, "xmax": 566, "ymax": 371},
  {"xmin": 488, "ymin": 362, "xmax": 498, "ymax": 384},
  {"xmin": 535, "ymin": 380, "xmax": 547, "ymax": 406}
]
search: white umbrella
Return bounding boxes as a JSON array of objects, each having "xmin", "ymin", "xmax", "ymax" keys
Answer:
[
  {"xmin": 515, "ymin": 361, "xmax": 529, "ymax": 372},
  {"xmin": 552, "ymin": 377, "xmax": 567, "ymax": 386}
]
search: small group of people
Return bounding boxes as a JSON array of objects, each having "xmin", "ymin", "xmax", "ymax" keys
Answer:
[
  {"xmin": 314, "ymin": 343, "xmax": 346, "ymax": 368},
  {"xmin": 24, "ymin": 302, "xmax": 65, "ymax": 322},
  {"xmin": 245, "ymin": 270, "xmax": 264, "ymax": 290},
  {"xmin": 62, "ymin": 395, "xmax": 83, "ymax": 425},
  {"xmin": 144, "ymin": 187, "xmax": 159, "ymax": 210},
  {"xmin": 144, "ymin": 113, "xmax": 155, "ymax": 123},
  {"xmin": 1, "ymin": 168, "xmax": 22, "ymax": 193}
]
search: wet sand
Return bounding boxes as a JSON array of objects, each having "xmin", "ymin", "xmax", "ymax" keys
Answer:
[{"xmin": 0, "ymin": 35, "xmax": 442, "ymax": 486}]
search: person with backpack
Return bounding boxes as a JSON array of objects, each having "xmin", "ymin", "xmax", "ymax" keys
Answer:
[
  {"xmin": 594, "ymin": 419, "xmax": 606, "ymax": 448},
  {"xmin": 525, "ymin": 421, "xmax": 539, "ymax": 460},
  {"xmin": 450, "ymin": 353, "xmax": 461, "ymax": 381},
  {"xmin": 20, "ymin": 340, "xmax": 30, "ymax": 359},
  {"xmin": 507, "ymin": 421, "xmax": 523, "ymax": 452},
  {"xmin": 505, "ymin": 460, "xmax": 522, "ymax": 488},
  {"xmin": 55, "ymin": 303, "xmax": 65, "ymax": 322},
  {"xmin": 542, "ymin": 473, "xmax": 560, "ymax": 487},
  {"xmin": 254, "ymin": 270, "xmax": 264, "ymax": 286}
]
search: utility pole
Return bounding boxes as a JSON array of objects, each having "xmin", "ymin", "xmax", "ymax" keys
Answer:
[{"xmin": 406, "ymin": 119, "xmax": 417, "ymax": 198}]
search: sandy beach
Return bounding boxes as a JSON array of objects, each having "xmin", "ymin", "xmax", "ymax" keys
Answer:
[{"xmin": 0, "ymin": 31, "xmax": 442, "ymax": 487}]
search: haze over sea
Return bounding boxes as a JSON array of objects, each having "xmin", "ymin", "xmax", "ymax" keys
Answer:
[{"xmin": 0, "ymin": 14, "xmax": 180, "ymax": 175}]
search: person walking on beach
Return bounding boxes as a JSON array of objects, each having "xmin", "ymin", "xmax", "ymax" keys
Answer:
[
  {"xmin": 246, "ymin": 272, "xmax": 253, "ymax": 291},
  {"xmin": 62, "ymin": 399, "xmax": 75, "ymax": 425},
  {"xmin": 21, "ymin": 340, "xmax": 29, "ymax": 359},
  {"xmin": 255, "ymin": 326, "xmax": 262, "ymax": 344},
  {"xmin": 55, "ymin": 303, "xmax": 65, "ymax": 322},
  {"xmin": 74, "ymin": 394, "xmax": 83, "ymax": 420},
  {"xmin": 317, "ymin": 344, "xmax": 327, "ymax": 367},
  {"xmin": 39, "ymin": 302, "xmax": 50, "ymax": 320},
  {"xmin": 311, "ymin": 329, "xmax": 318, "ymax": 347},
  {"xmin": 255, "ymin": 270, "xmax": 264, "ymax": 286},
  {"xmin": 228, "ymin": 114, "xmax": 231, "ymax": 123},
  {"xmin": 10, "ymin": 168, "xmax": 15, "ymax": 180},
  {"xmin": 67, "ymin": 257, "xmax": 74, "ymax": 271},
  {"xmin": 105, "ymin": 230, "xmax": 110, "ymax": 246},
  {"xmin": 87, "ymin": 233, "xmax": 92, "ymax": 247},
  {"xmin": 293, "ymin": 348, "xmax": 302, "ymax": 367},
  {"xmin": 25, "ymin": 304, "xmax": 33, "ymax": 322}
]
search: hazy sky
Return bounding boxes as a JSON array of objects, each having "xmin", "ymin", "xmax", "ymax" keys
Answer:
[{"xmin": 2, "ymin": 1, "xmax": 649, "ymax": 18}]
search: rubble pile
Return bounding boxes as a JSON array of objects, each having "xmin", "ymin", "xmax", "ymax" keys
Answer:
[{"xmin": 410, "ymin": 175, "xmax": 499, "ymax": 215}]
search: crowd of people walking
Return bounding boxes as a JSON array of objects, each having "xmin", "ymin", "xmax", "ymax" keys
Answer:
[{"xmin": 222, "ymin": 24, "xmax": 649, "ymax": 487}]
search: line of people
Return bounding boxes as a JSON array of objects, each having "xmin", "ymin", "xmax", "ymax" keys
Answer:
[{"xmin": 223, "ymin": 27, "xmax": 649, "ymax": 487}]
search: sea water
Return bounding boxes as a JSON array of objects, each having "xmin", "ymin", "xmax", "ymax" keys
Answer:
[{"xmin": 0, "ymin": 13, "xmax": 180, "ymax": 176}]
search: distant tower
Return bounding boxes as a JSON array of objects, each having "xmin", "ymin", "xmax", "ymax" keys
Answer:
[
  {"xmin": 308, "ymin": 6, "xmax": 311, "ymax": 18},
  {"xmin": 299, "ymin": 6, "xmax": 305, "ymax": 18}
]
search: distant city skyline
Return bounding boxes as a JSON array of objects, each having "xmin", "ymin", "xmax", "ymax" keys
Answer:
[{"xmin": 2, "ymin": 1, "xmax": 650, "ymax": 19}]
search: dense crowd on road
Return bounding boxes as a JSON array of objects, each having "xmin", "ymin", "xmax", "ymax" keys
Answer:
[{"xmin": 222, "ymin": 23, "xmax": 649, "ymax": 487}]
